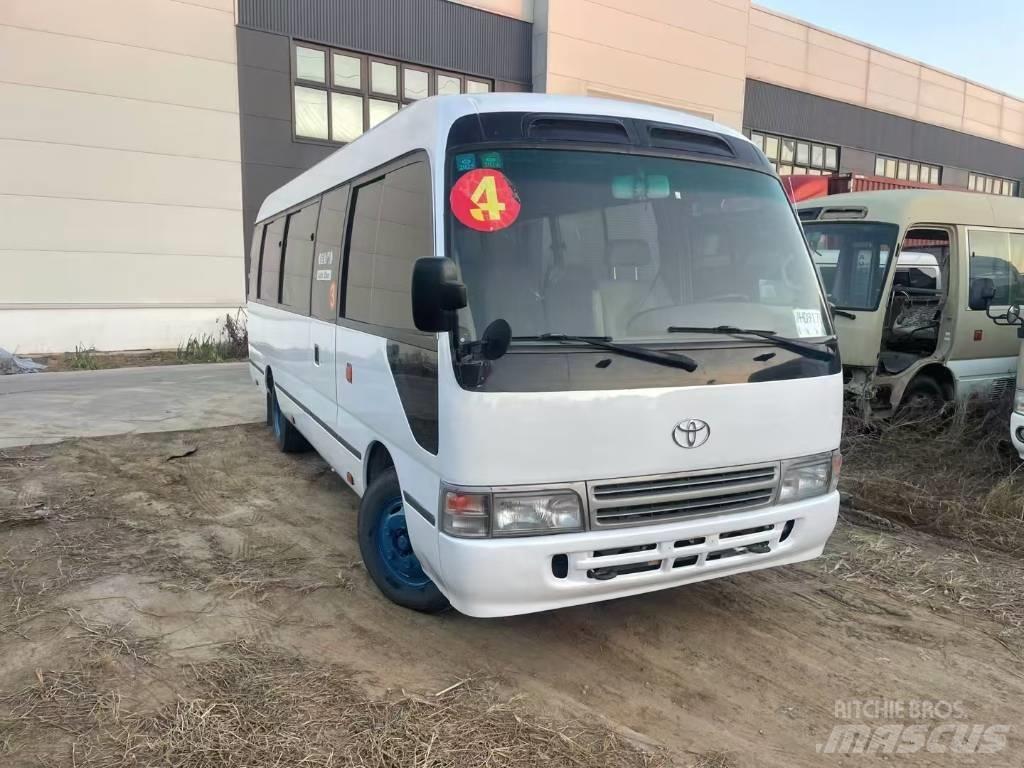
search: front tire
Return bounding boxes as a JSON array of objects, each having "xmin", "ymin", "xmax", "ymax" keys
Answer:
[
  {"xmin": 899, "ymin": 375, "xmax": 947, "ymax": 414},
  {"xmin": 358, "ymin": 469, "xmax": 448, "ymax": 613}
]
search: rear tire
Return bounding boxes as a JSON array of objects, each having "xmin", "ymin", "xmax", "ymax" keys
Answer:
[
  {"xmin": 270, "ymin": 386, "xmax": 310, "ymax": 452},
  {"xmin": 358, "ymin": 468, "xmax": 449, "ymax": 613}
]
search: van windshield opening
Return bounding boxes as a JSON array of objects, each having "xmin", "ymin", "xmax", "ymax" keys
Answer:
[
  {"xmin": 446, "ymin": 149, "xmax": 829, "ymax": 345},
  {"xmin": 803, "ymin": 222, "xmax": 900, "ymax": 311}
]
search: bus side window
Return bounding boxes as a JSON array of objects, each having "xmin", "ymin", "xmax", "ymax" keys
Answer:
[
  {"xmin": 345, "ymin": 161, "xmax": 432, "ymax": 330},
  {"xmin": 281, "ymin": 200, "xmax": 320, "ymax": 315},
  {"xmin": 968, "ymin": 230, "xmax": 1013, "ymax": 307},
  {"xmin": 312, "ymin": 186, "xmax": 350, "ymax": 322},
  {"xmin": 248, "ymin": 224, "xmax": 265, "ymax": 298},
  {"xmin": 259, "ymin": 217, "xmax": 286, "ymax": 304}
]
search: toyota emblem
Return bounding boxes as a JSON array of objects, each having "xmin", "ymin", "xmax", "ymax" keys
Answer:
[{"xmin": 673, "ymin": 419, "xmax": 710, "ymax": 448}]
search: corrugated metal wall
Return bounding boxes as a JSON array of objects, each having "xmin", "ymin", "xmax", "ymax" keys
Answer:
[
  {"xmin": 745, "ymin": 80, "xmax": 1024, "ymax": 182},
  {"xmin": 238, "ymin": 0, "xmax": 532, "ymax": 85}
]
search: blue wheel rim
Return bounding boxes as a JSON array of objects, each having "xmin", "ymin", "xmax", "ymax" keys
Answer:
[{"xmin": 375, "ymin": 498, "xmax": 429, "ymax": 588}]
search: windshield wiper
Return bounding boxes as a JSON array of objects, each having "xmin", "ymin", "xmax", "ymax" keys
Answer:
[
  {"xmin": 666, "ymin": 326, "xmax": 835, "ymax": 362},
  {"xmin": 512, "ymin": 334, "xmax": 698, "ymax": 372}
]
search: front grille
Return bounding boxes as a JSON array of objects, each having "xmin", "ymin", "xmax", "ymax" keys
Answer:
[{"xmin": 588, "ymin": 463, "xmax": 779, "ymax": 529}]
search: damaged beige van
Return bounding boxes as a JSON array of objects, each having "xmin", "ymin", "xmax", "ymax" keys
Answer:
[{"xmin": 797, "ymin": 190, "xmax": 1024, "ymax": 413}]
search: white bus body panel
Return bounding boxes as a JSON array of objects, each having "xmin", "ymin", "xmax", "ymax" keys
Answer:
[{"xmin": 437, "ymin": 346, "xmax": 842, "ymax": 485}]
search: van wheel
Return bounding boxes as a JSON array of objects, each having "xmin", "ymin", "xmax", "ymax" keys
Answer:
[
  {"xmin": 900, "ymin": 375, "xmax": 947, "ymax": 414},
  {"xmin": 270, "ymin": 387, "xmax": 310, "ymax": 452},
  {"xmin": 358, "ymin": 469, "xmax": 449, "ymax": 614}
]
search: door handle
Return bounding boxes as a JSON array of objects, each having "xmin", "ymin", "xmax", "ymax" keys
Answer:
[{"xmin": 314, "ymin": 344, "xmax": 320, "ymax": 365}]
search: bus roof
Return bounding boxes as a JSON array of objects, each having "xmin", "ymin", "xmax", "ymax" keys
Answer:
[
  {"xmin": 796, "ymin": 188, "xmax": 1024, "ymax": 229},
  {"xmin": 256, "ymin": 93, "xmax": 750, "ymax": 223}
]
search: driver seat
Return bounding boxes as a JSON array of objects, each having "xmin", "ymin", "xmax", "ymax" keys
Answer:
[{"xmin": 597, "ymin": 240, "xmax": 664, "ymax": 338}]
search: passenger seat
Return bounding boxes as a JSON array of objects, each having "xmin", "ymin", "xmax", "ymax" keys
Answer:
[{"xmin": 597, "ymin": 239, "xmax": 660, "ymax": 338}]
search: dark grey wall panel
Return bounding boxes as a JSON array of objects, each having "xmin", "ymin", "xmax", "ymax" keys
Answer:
[
  {"xmin": 238, "ymin": 0, "xmax": 531, "ymax": 84},
  {"xmin": 238, "ymin": 27, "xmax": 336, "ymax": 261},
  {"xmin": 744, "ymin": 80, "xmax": 1024, "ymax": 181},
  {"xmin": 236, "ymin": 8, "xmax": 531, "ymax": 269}
]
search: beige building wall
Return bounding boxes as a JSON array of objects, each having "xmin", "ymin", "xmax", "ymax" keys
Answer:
[
  {"xmin": 746, "ymin": 5, "xmax": 1024, "ymax": 148},
  {"xmin": 447, "ymin": 0, "xmax": 534, "ymax": 21},
  {"xmin": 533, "ymin": 0, "xmax": 751, "ymax": 130},
  {"xmin": 0, "ymin": 0, "xmax": 244, "ymax": 353}
]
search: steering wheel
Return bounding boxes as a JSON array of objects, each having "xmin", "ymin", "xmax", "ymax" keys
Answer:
[{"xmin": 625, "ymin": 305, "xmax": 675, "ymax": 336}]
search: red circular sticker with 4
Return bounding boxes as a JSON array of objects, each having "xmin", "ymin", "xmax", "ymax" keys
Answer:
[{"xmin": 449, "ymin": 169, "xmax": 521, "ymax": 232}]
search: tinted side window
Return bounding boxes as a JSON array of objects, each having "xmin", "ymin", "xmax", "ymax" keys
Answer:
[
  {"xmin": 281, "ymin": 201, "xmax": 320, "ymax": 314},
  {"xmin": 312, "ymin": 187, "xmax": 350, "ymax": 322},
  {"xmin": 345, "ymin": 160, "xmax": 432, "ymax": 329},
  {"xmin": 247, "ymin": 224, "xmax": 264, "ymax": 298},
  {"xmin": 259, "ymin": 217, "xmax": 285, "ymax": 302},
  {"xmin": 968, "ymin": 230, "xmax": 1020, "ymax": 306}
]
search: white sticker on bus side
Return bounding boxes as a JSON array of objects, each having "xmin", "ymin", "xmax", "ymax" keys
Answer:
[
  {"xmin": 793, "ymin": 308, "xmax": 825, "ymax": 338},
  {"xmin": 315, "ymin": 269, "xmax": 332, "ymax": 281}
]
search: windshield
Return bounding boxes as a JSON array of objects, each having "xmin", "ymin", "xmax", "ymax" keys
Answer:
[
  {"xmin": 803, "ymin": 222, "xmax": 899, "ymax": 311},
  {"xmin": 446, "ymin": 149, "xmax": 830, "ymax": 344}
]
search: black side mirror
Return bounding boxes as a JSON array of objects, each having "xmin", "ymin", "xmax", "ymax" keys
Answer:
[
  {"xmin": 412, "ymin": 258, "xmax": 467, "ymax": 333},
  {"xmin": 479, "ymin": 318, "xmax": 512, "ymax": 360},
  {"xmin": 968, "ymin": 277, "xmax": 996, "ymax": 311}
]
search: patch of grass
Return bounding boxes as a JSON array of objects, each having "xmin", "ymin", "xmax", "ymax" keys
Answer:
[
  {"xmin": 64, "ymin": 345, "xmax": 99, "ymax": 370},
  {"xmin": 822, "ymin": 524, "xmax": 1024, "ymax": 649},
  {"xmin": 1, "ymin": 644, "xmax": 666, "ymax": 768},
  {"xmin": 176, "ymin": 309, "xmax": 248, "ymax": 363},
  {"xmin": 840, "ymin": 396, "xmax": 1024, "ymax": 554}
]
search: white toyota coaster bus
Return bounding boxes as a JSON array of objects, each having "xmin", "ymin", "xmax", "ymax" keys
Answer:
[{"xmin": 247, "ymin": 94, "xmax": 843, "ymax": 617}]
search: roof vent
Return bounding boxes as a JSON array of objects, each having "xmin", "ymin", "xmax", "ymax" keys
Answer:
[
  {"xmin": 525, "ymin": 116, "xmax": 631, "ymax": 143},
  {"xmin": 819, "ymin": 207, "xmax": 868, "ymax": 220},
  {"xmin": 647, "ymin": 126, "xmax": 734, "ymax": 157}
]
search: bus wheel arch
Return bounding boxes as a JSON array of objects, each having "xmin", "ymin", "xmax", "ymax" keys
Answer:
[
  {"xmin": 896, "ymin": 364, "xmax": 954, "ymax": 412},
  {"xmin": 364, "ymin": 441, "xmax": 395, "ymax": 490}
]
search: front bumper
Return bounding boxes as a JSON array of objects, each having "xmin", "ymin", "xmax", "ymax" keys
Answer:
[
  {"xmin": 435, "ymin": 491, "xmax": 839, "ymax": 617},
  {"xmin": 1011, "ymin": 412, "xmax": 1024, "ymax": 459}
]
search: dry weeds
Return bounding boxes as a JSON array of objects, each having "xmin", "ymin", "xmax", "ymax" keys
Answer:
[
  {"xmin": 841, "ymin": 397, "xmax": 1024, "ymax": 554},
  {"xmin": 821, "ymin": 524, "xmax": 1024, "ymax": 651},
  {"xmin": 1, "ymin": 643, "xmax": 667, "ymax": 768}
]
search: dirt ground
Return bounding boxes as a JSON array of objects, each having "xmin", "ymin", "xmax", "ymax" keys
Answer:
[{"xmin": 1, "ymin": 425, "xmax": 1022, "ymax": 767}]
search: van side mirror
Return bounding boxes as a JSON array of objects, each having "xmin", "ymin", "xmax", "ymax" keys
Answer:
[
  {"xmin": 412, "ymin": 257, "xmax": 467, "ymax": 333},
  {"xmin": 968, "ymin": 278, "xmax": 996, "ymax": 311}
]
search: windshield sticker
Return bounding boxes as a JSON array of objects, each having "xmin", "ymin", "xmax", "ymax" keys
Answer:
[
  {"xmin": 793, "ymin": 308, "xmax": 825, "ymax": 338},
  {"xmin": 450, "ymin": 169, "xmax": 521, "ymax": 232}
]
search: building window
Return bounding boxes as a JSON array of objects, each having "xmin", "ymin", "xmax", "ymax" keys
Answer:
[
  {"xmin": 969, "ymin": 172, "xmax": 1019, "ymax": 197},
  {"xmin": 875, "ymin": 155, "xmax": 941, "ymax": 185},
  {"xmin": 292, "ymin": 42, "xmax": 493, "ymax": 143},
  {"xmin": 746, "ymin": 130, "xmax": 839, "ymax": 176}
]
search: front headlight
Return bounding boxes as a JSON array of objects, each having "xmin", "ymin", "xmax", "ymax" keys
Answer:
[
  {"xmin": 440, "ymin": 485, "xmax": 584, "ymax": 537},
  {"xmin": 1014, "ymin": 389, "xmax": 1024, "ymax": 415},
  {"xmin": 492, "ymin": 492, "xmax": 583, "ymax": 536},
  {"xmin": 779, "ymin": 451, "xmax": 841, "ymax": 503}
]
